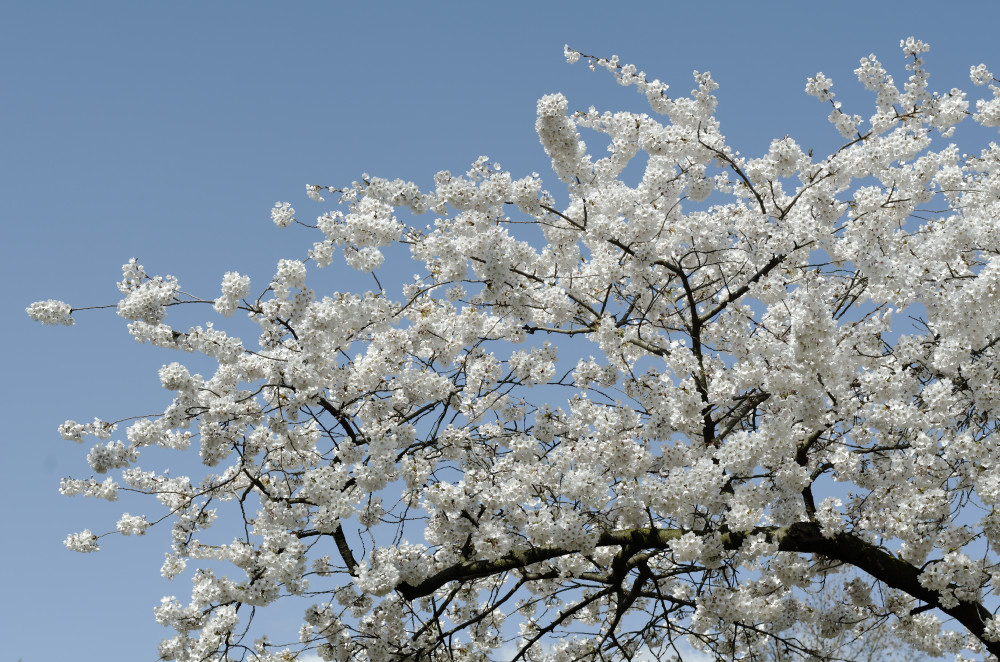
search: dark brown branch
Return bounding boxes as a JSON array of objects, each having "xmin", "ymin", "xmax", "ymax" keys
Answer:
[
  {"xmin": 396, "ymin": 527, "xmax": 687, "ymax": 601},
  {"xmin": 699, "ymin": 251, "xmax": 788, "ymax": 324},
  {"xmin": 318, "ymin": 397, "xmax": 359, "ymax": 445},
  {"xmin": 333, "ymin": 524, "xmax": 359, "ymax": 576},
  {"xmin": 396, "ymin": 522, "xmax": 1000, "ymax": 656}
]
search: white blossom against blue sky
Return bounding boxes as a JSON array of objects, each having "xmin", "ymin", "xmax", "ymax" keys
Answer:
[{"xmin": 3, "ymin": 1, "xmax": 999, "ymax": 659}]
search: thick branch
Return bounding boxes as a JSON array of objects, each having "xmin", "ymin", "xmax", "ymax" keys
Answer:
[
  {"xmin": 333, "ymin": 524, "xmax": 359, "ymax": 576},
  {"xmin": 396, "ymin": 527, "xmax": 686, "ymax": 600},
  {"xmin": 396, "ymin": 522, "xmax": 999, "ymax": 655},
  {"xmin": 782, "ymin": 524, "xmax": 996, "ymax": 654}
]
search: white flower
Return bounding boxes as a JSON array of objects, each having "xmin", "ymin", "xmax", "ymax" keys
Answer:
[
  {"xmin": 272, "ymin": 258, "xmax": 307, "ymax": 300},
  {"xmin": 161, "ymin": 554, "xmax": 187, "ymax": 579},
  {"xmin": 305, "ymin": 184, "xmax": 325, "ymax": 202},
  {"xmin": 58, "ymin": 418, "xmax": 114, "ymax": 442},
  {"xmin": 816, "ymin": 497, "xmax": 844, "ymax": 538},
  {"xmin": 213, "ymin": 271, "xmax": 250, "ymax": 317},
  {"xmin": 271, "ymin": 201, "xmax": 295, "ymax": 227},
  {"xmin": 805, "ymin": 72, "xmax": 835, "ymax": 101},
  {"xmin": 64, "ymin": 529, "xmax": 99, "ymax": 552},
  {"xmin": 117, "ymin": 513, "xmax": 150, "ymax": 536},
  {"xmin": 86, "ymin": 440, "xmax": 138, "ymax": 474},
  {"xmin": 970, "ymin": 64, "xmax": 994, "ymax": 86},
  {"xmin": 985, "ymin": 617, "xmax": 1000, "ymax": 642},
  {"xmin": 26, "ymin": 299, "xmax": 74, "ymax": 325},
  {"xmin": 670, "ymin": 532, "xmax": 705, "ymax": 564},
  {"xmin": 116, "ymin": 275, "xmax": 178, "ymax": 323}
]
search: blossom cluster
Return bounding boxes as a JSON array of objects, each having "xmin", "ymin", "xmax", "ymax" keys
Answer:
[
  {"xmin": 212, "ymin": 271, "xmax": 250, "ymax": 317},
  {"xmin": 25, "ymin": 299, "xmax": 73, "ymax": 325}
]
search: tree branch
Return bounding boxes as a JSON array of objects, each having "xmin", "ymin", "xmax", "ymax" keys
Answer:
[{"xmin": 397, "ymin": 522, "xmax": 999, "ymax": 656}]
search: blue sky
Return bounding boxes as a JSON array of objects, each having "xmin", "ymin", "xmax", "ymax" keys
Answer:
[{"xmin": 4, "ymin": 2, "xmax": 1000, "ymax": 659}]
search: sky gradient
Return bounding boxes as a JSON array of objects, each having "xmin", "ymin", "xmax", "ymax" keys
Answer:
[{"xmin": 4, "ymin": 2, "xmax": 1000, "ymax": 659}]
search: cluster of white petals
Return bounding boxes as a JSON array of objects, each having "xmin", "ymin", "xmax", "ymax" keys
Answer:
[
  {"xmin": 30, "ymin": 38, "xmax": 1000, "ymax": 661},
  {"xmin": 212, "ymin": 271, "xmax": 250, "ymax": 317},
  {"xmin": 116, "ymin": 513, "xmax": 150, "ymax": 536},
  {"xmin": 115, "ymin": 259, "xmax": 179, "ymax": 323},
  {"xmin": 58, "ymin": 417, "xmax": 114, "ymax": 442},
  {"xmin": 60, "ymin": 476, "xmax": 118, "ymax": 501},
  {"xmin": 270, "ymin": 201, "xmax": 295, "ymax": 227},
  {"xmin": 64, "ymin": 529, "xmax": 99, "ymax": 552},
  {"xmin": 25, "ymin": 299, "xmax": 74, "ymax": 325}
]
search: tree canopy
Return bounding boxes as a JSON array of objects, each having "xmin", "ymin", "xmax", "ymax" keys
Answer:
[{"xmin": 29, "ymin": 39, "xmax": 1000, "ymax": 661}]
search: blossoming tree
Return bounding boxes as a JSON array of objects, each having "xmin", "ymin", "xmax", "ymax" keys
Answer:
[{"xmin": 29, "ymin": 38, "xmax": 1000, "ymax": 661}]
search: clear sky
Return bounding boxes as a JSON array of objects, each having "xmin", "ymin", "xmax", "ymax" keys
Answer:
[{"xmin": 3, "ymin": 1, "xmax": 999, "ymax": 660}]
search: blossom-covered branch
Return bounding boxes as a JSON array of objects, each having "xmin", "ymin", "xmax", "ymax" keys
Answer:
[{"xmin": 30, "ymin": 38, "xmax": 1000, "ymax": 661}]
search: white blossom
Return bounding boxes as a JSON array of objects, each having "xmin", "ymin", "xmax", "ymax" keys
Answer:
[
  {"xmin": 64, "ymin": 529, "xmax": 99, "ymax": 552},
  {"xmin": 805, "ymin": 72, "xmax": 835, "ymax": 101},
  {"xmin": 117, "ymin": 513, "xmax": 150, "ymax": 535},
  {"xmin": 25, "ymin": 299, "xmax": 73, "ymax": 325},
  {"xmin": 213, "ymin": 271, "xmax": 250, "ymax": 317},
  {"xmin": 271, "ymin": 201, "xmax": 295, "ymax": 227}
]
